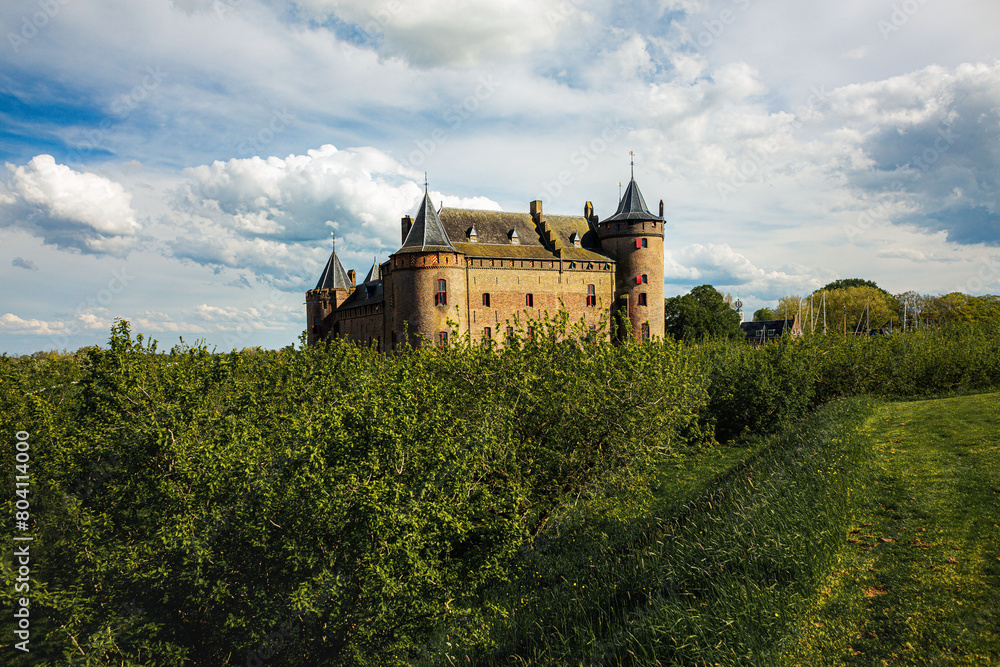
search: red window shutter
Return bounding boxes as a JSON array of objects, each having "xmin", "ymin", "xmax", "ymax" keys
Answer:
[
  {"xmin": 635, "ymin": 275, "xmax": 641, "ymax": 285},
  {"xmin": 635, "ymin": 238, "xmax": 642, "ymax": 249}
]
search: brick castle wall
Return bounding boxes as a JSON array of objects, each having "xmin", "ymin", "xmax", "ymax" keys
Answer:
[{"xmin": 598, "ymin": 219, "xmax": 665, "ymax": 340}]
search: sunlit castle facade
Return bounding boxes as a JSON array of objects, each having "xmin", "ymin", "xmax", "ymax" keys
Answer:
[{"xmin": 305, "ymin": 175, "xmax": 666, "ymax": 350}]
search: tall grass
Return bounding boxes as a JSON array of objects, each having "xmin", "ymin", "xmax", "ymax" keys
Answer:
[{"xmin": 447, "ymin": 397, "xmax": 879, "ymax": 666}]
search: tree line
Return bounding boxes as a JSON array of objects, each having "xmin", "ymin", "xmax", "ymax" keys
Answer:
[{"xmin": 664, "ymin": 278, "xmax": 1000, "ymax": 342}]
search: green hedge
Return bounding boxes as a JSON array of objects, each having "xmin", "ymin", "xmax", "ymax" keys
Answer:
[{"xmin": 1, "ymin": 318, "xmax": 708, "ymax": 666}]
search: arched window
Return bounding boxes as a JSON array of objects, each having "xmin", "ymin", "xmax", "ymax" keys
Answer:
[
  {"xmin": 483, "ymin": 293, "xmax": 491, "ymax": 307},
  {"xmin": 435, "ymin": 279, "xmax": 447, "ymax": 305},
  {"xmin": 586, "ymin": 284, "xmax": 596, "ymax": 307}
]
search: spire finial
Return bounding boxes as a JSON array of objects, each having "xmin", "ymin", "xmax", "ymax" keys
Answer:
[
  {"xmin": 331, "ymin": 230, "xmax": 335, "ymax": 253},
  {"xmin": 618, "ymin": 181, "xmax": 622, "ymax": 199},
  {"xmin": 424, "ymin": 171, "xmax": 428, "ymax": 194},
  {"xmin": 629, "ymin": 150, "xmax": 634, "ymax": 179}
]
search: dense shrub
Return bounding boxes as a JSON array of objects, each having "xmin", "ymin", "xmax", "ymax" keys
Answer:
[
  {"xmin": 1, "ymin": 317, "xmax": 709, "ymax": 666},
  {"xmin": 693, "ymin": 322, "xmax": 1000, "ymax": 443},
  {"xmin": 695, "ymin": 336, "xmax": 815, "ymax": 442}
]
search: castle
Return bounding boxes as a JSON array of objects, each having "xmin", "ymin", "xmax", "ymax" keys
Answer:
[{"xmin": 305, "ymin": 174, "xmax": 666, "ymax": 350}]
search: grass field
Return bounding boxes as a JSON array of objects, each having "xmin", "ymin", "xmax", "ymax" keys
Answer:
[
  {"xmin": 782, "ymin": 392, "xmax": 1000, "ymax": 666},
  {"xmin": 465, "ymin": 392, "xmax": 1000, "ymax": 666}
]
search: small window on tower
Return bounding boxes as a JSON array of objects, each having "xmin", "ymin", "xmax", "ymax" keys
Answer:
[
  {"xmin": 642, "ymin": 238, "xmax": 648, "ymax": 248},
  {"xmin": 483, "ymin": 293, "xmax": 491, "ymax": 307},
  {"xmin": 586, "ymin": 284, "xmax": 596, "ymax": 307},
  {"xmin": 438, "ymin": 331, "xmax": 448, "ymax": 347},
  {"xmin": 435, "ymin": 278, "xmax": 447, "ymax": 305},
  {"xmin": 642, "ymin": 274, "xmax": 648, "ymax": 284},
  {"xmin": 526, "ymin": 293, "xmax": 534, "ymax": 307},
  {"xmin": 506, "ymin": 325, "xmax": 514, "ymax": 340},
  {"xmin": 641, "ymin": 322, "xmax": 650, "ymax": 342},
  {"xmin": 484, "ymin": 327, "xmax": 492, "ymax": 340},
  {"xmin": 638, "ymin": 292, "xmax": 648, "ymax": 306}
]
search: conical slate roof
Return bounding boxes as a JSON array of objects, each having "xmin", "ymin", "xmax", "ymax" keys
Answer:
[
  {"xmin": 314, "ymin": 245, "xmax": 351, "ymax": 290},
  {"xmin": 604, "ymin": 178, "xmax": 663, "ymax": 223},
  {"xmin": 398, "ymin": 192, "xmax": 456, "ymax": 253},
  {"xmin": 362, "ymin": 257, "xmax": 380, "ymax": 284}
]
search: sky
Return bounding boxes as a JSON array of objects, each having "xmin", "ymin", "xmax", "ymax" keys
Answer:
[{"xmin": 1, "ymin": 0, "xmax": 999, "ymax": 355}]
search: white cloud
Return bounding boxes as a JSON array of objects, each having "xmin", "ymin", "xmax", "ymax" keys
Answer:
[
  {"xmin": 665, "ymin": 243, "xmax": 820, "ymax": 298},
  {"xmin": 841, "ymin": 46, "xmax": 868, "ymax": 61},
  {"xmin": 289, "ymin": 0, "xmax": 593, "ymax": 68},
  {"xmin": 168, "ymin": 144, "xmax": 500, "ymax": 285},
  {"xmin": 0, "ymin": 156, "xmax": 141, "ymax": 256},
  {"xmin": 877, "ymin": 247, "xmax": 927, "ymax": 261},
  {"xmin": 0, "ymin": 314, "xmax": 72, "ymax": 337},
  {"xmin": 0, "ymin": 311, "xmax": 110, "ymax": 337}
]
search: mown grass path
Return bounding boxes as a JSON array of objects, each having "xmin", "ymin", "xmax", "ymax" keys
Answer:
[{"xmin": 783, "ymin": 392, "xmax": 1000, "ymax": 666}]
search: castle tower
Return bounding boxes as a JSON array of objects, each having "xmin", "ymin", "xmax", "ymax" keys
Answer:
[
  {"xmin": 385, "ymin": 190, "xmax": 466, "ymax": 349},
  {"xmin": 597, "ymin": 174, "xmax": 665, "ymax": 341},
  {"xmin": 305, "ymin": 234, "xmax": 354, "ymax": 344}
]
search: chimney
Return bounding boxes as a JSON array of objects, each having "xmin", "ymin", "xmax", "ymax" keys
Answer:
[
  {"xmin": 348, "ymin": 270, "xmax": 356, "ymax": 287},
  {"xmin": 529, "ymin": 200, "xmax": 542, "ymax": 221},
  {"xmin": 659, "ymin": 200, "xmax": 664, "ymax": 218},
  {"xmin": 401, "ymin": 215, "xmax": 413, "ymax": 244}
]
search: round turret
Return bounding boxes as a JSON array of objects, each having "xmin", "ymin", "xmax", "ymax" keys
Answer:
[{"xmin": 596, "ymin": 177, "xmax": 665, "ymax": 341}]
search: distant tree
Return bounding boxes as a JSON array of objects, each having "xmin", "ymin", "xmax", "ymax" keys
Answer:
[
  {"xmin": 821, "ymin": 278, "xmax": 890, "ymax": 296},
  {"xmin": 753, "ymin": 307, "xmax": 776, "ymax": 322},
  {"xmin": 809, "ymin": 285, "xmax": 899, "ymax": 333},
  {"xmin": 919, "ymin": 292, "xmax": 1000, "ymax": 328},
  {"xmin": 752, "ymin": 296, "xmax": 807, "ymax": 323},
  {"xmin": 664, "ymin": 285, "xmax": 744, "ymax": 341}
]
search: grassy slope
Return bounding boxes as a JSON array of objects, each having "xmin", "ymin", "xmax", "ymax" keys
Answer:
[
  {"xmin": 469, "ymin": 398, "xmax": 879, "ymax": 666},
  {"xmin": 782, "ymin": 392, "xmax": 1000, "ymax": 666}
]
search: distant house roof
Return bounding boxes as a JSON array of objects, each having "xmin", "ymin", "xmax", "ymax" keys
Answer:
[
  {"xmin": 603, "ymin": 177, "xmax": 664, "ymax": 223},
  {"xmin": 740, "ymin": 318, "xmax": 797, "ymax": 339},
  {"xmin": 314, "ymin": 245, "xmax": 351, "ymax": 291}
]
